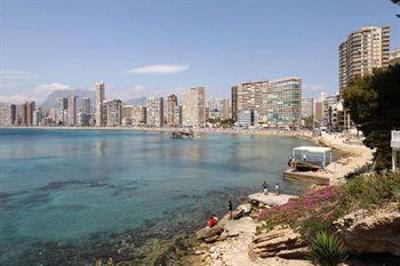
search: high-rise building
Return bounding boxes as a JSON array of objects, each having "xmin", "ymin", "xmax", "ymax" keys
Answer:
[
  {"xmin": 67, "ymin": 96, "xmax": 77, "ymax": 126},
  {"xmin": 390, "ymin": 47, "xmax": 400, "ymax": 66},
  {"xmin": 314, "ymin": 101, "xmax": 323, "ymax": 122},
  {"xmin": 103, "ymin": 99, "xmax": 122, "ymax": 127},
  {"xmin": 301, "ymin": 97, "xmax": 314, "ymax": 119},
  {"xmin": 323, "ymin": 95, "xmax": 339, "ymax": 128},
  {"xmin": 79, "ymin": 97, "xmax": 91, "ymax": 127},
  {"xmin": 56, "ymin": 97, "xmax": 68, "ymax": 125},
  {"xmin": 146, "ymin": 97, "xmax": 163, "ymax": 127},
  {"xmin": 33, "ymin": 107, "xmax": 42, "ymax": 127},
  {"xmin": 132, "ymin": 105, "xmax": 146, "ymax": 126},
  {"xmin": 231, "ymin": 86, "xmax": 238, "ymax": 121},
  {"xmin": 220, "ymin": 98, "xmax": 231, "ymax": 120},
  {"xmin": 231, "ymin": 81, "xmax": 268, "ymax": 123},
  {"xmin": 175, "ymin": 104, "xmax": 183, "ymax": 126},
  {"xmin": 339, "ymin": 26, "xmax": 390, "ymax": 97},
  {"xmin": 95, "ymin": 82, "xmax": 105, "ymax": 127},
  {"xmin": 0, "ymin": 103, "xmax": 16, "ymax": 126},
  {"xmin": 21, "ymin": 101, "xmax": 35, "ymax": 126},
  {"xmin": 266, "ymin": 77, "xmax": 302, "ymax": 128},
  {"xmin": 167, "ymin": 94, "xmax": 178, "ymax": 127},
  {"xmin": 182, "ymin": 87, "xmax": 206, "ymax": 127}
]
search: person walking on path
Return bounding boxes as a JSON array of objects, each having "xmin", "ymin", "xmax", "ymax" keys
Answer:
[{"xmin": 228, "ymin": 200, "xmax": 233, "ymax": 219}]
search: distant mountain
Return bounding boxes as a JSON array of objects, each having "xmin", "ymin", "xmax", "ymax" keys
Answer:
[
  {"xmin": 41, "ymin": 89, "xmax": 96, "ymax": 110},
  {"xmin": 125, "ymin": 96, "xmax": 147, "ymax": 105}
]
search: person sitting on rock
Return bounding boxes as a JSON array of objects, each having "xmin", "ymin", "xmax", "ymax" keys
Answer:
[{"xmin": 207, "ymin": 214, "xmax": 218, "ymax": 228}]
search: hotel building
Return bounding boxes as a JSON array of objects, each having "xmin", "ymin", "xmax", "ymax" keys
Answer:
[
  {"xmin": 265, "ymin": 77, "xmax": 302, "ymax": 128},
  {"xmin": 182, "ymin": 87, "xmax": 206, "ymax": 127},
  {"xmin": 232, "ymin": 77, "xmax": 301, "ymax": 128},
  {"xmin": 231, "ymin": 81, "xmax": 268, "ymax": 122},
  {"xmin": 146, "ymin": 97, "xmax": 163, "ymax": 127}
]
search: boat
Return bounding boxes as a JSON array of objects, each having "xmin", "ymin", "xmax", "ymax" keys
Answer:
[{"xmin": 170, "ymin": 130, "xmax": 195, "ymax": 139}]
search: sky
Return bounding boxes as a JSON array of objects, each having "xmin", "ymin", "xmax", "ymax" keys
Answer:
[{"xmin": 0, "ymin": 0, "xmax": 399, "ymax": 104}]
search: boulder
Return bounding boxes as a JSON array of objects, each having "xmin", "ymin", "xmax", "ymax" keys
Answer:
[
  {"xmin": 249, "ymin": 225, "xmax": 309, "ymax": 259},
  {"xmin": 237, "ymin": 203, "xmax": 252, "ymax": 214},
  {"xmin": 196, "ymin": 225, "xmax": 224, "ymax": 241},
  {"xmin": 334, "ymin": 204, "xmax": 400, "ymax": 256},
  {"xmin": 232, "ymin": 209, "xmax": 245, "ymax": 220}
]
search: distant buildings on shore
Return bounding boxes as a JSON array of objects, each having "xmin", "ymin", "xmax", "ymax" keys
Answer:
[{"xmin": 1, "ymin": 25, "xmax": 398, "ymax": 131}]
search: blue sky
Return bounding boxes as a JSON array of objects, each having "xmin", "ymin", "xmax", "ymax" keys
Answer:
[{"xmin": 1, "ymin": 0, "xmax": 399, "ymax": 104}]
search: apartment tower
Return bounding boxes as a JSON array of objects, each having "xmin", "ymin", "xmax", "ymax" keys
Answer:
[
  {"xmin": 167, "ymin": 94, "xmax": 178, "ymax": 127},
  {"xmin": 339, "ymin": 26, "xmax": 390, "ymax": 97},
  {"xmin": 67, "ymin": 96, "xmax": 77, "ymax": 126},
  {"xmin": 95, "ymin": 82, "xmax": 105, "ymax": 127},
  {"xmin": 182, "ymin": 87, "xmax": 206, "ymax": 127}
]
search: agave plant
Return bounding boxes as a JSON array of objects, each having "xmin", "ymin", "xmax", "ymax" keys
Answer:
[{"xmin": 308, "ymin": 231, "xmax": 348, "ymax": 266}]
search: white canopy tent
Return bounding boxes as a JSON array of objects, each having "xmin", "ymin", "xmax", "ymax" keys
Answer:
[{"xmin": 293, "ymin": 146, "xmax": 333, "ymax": 168}]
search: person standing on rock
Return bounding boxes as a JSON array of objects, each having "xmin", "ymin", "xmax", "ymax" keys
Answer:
[
  {"xmin": 228, "ymin": 200, "xmax": 233, "ymax": 219},
  {"xmin": 262, "ymin": 181, "xmax": 269, "ymax": 195},
  {"xmin": 275, "ymin": 183, "xmax": 280, "ymax": 195}
]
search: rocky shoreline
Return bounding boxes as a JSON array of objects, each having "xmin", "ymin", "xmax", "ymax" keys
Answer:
[{"xmin": 184, "ymin": 133, "xmax": 379, "ymax": 266}]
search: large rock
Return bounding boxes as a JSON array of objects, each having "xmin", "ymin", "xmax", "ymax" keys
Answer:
[
  {"xmin": 196, "ymin": 225, "xmax": 224, "ymax": 241},
  {"xmin": 249, "ymin": 225, "xmax": 309, "ymax": 259},
  {"xmin": 237, "ymin": 203, "xmax": 252, "ymax": 214},
  {"xmin": 334, "ymin": 204, "xmax": 400, "ymax": 256}
]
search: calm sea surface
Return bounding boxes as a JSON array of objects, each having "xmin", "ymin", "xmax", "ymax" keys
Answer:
[{"xmin": 0, "ymin": 128, "xmax": 312, "ymax": 265}]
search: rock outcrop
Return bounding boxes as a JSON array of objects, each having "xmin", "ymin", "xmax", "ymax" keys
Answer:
[
  {"xmin": 196, "ymin": 225, "xmax": 225, "ymax": 243},
  {"xmin": 334, "ymin": 204, "xmax": 400, "ymax": 256},
  {"xmin": 249, "ymin": 225, "xmax": 309, "ymax": 259}
]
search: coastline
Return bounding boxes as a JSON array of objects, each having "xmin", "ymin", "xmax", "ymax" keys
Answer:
[
  {"xmin": 183, "ymin": 133, "xmax": 374, "ymax": 266},
  {"xmin": 1, "ymin": 126, "xmax": 313, "ymax": 138}
]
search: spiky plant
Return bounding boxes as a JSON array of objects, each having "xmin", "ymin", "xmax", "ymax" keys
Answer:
[{"xmin": 308, "ymin": 231, "xmax": 348, "ymax": 266}]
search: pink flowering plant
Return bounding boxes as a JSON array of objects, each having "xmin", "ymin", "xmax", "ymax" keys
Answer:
[{"xmin": 257, "ymin": 186, "xmax": 343, "ymax": 238}]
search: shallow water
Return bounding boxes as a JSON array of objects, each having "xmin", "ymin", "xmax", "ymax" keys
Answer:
[{"xmin": 0, "ymin": 128, "xmax": 312, "ymax": 265}]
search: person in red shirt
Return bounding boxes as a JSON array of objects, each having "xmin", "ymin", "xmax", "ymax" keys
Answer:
[{"xmin": 207, "ymin": 214, "xmax": 218, "ymax": 228}]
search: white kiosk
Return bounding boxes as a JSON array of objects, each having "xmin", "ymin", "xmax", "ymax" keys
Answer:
[{"xmin": 391, "ymin": 130, "xmax": 400, "ymax": 172}]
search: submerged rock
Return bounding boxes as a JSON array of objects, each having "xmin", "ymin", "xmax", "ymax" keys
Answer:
[{"xmin": 334, "ymin": 204, "xmax": 400, "ymax": 256}]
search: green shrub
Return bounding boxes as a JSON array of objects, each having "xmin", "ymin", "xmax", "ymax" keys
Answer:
[{"xmin": 308, "ymin": 231, "xmax": 347, "ymax": 266}]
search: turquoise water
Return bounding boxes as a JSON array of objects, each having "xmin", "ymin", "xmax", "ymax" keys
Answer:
[{"xmin": 0, "ymin": 128, "xmax": 312, "ymax": 265}]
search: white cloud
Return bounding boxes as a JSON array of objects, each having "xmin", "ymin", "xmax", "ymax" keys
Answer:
[
  {"xmin": 33, "ymin": 82, "xmax": 72, "ymax": 96},
  {"xmin": 0, "ymin": 94, "xmax": 30, "ymax": 104},
  {"xmin": 0, "ymin": 70, "xmax": 35, "ymax": 80},
  {"xmin": 125, "ymin": 64, "xmax": 190, "ymax": 75}
]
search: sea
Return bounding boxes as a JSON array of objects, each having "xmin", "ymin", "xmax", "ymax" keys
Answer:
[{"xmin": 0, "ymin": 128, "xmax": 313, "ymax": 265}]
